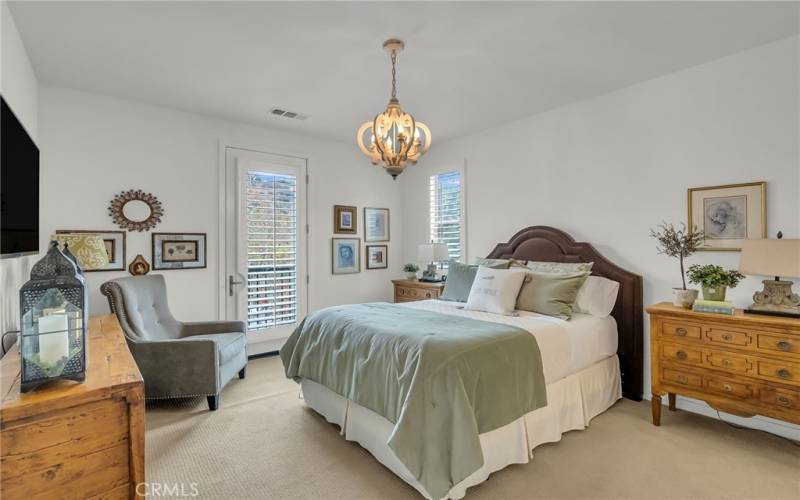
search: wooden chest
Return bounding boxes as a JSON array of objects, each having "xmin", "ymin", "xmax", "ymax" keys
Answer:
[
  {"xmin": 1, "ymin": 315, "xmax": 145, "ymax": 499},
  {"xmin": 648, "ymin": 302, "xmax": 800, "ymax": 426},
  {"xmin": 392, "ymin": 279, "xmax": 445, "ymax": 303}
]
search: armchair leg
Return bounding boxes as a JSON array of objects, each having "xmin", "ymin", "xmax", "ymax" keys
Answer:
[
  {"xmin": 207, "ymin": 394, "xmax": 220, "ymax": 411},
  {"xmin": 238, "ymin": 367, "xmax": 246, "ymax": 379}
]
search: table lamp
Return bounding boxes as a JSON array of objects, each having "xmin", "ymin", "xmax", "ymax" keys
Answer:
[
  {"xmin": 417, "ymin": 242, "xmax": 450, "ymax": 282},
  {"xmin": 738, "ymin": 237, "xmax": 800, "ymax": 318}
]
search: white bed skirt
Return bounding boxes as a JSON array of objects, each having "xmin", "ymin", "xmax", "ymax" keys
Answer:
[{"xmin": 300, "ymin": 355, "xmax": 622, "ymax": 500}]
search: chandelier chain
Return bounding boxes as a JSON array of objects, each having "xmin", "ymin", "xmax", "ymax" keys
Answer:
[{"xmin": 390, "ymin": 50, "xmax": 397, "ymax": 99}]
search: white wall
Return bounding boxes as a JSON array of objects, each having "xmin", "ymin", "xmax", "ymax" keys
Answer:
[
  {"xmin": 0, "ymin": 1, "xmax": 39, "ymax": 334},
  {"xmin": 401, "ymin": 37, "xmax": 799, "ymax": 435},
  {"xmin": 38, "ymin": 85, "xmax": 403, "ymax": 322}
]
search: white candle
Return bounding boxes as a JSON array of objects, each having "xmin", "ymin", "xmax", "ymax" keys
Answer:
[{"xmin": 38, "ymin": 314, "xmax": 69, "ymax": 366}]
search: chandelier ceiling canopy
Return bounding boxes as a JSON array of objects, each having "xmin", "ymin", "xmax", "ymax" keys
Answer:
[{"xmin": 357, "ymin": 39, "xmax": 431, "ymax": 179}]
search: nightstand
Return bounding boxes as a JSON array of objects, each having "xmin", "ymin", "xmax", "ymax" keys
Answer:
[
  {"xmin": 392, "ymin": 279, "xmax": 445, "ymax": 303},
  {"xmin": 648, "ymin": 302, "xmax": 800, "ymax": 427}
]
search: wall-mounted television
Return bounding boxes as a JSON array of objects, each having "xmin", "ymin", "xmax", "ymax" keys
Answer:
[{"xmin": 1, "ymin": 96, "xmax": 40, "ymax": 258}]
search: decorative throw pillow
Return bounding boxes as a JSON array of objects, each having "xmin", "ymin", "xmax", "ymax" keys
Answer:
[
  {"xmin": 440, "ymin": 262, "xmax": 479, "ymax": 302},
  {"xmin": 525, "ymin": 261, "xmax": 594, "ymax": 275},
  {"xmin": 515, "ymin": 271, "xmax": 590, "ymax": 319},
  {"xmin": 574, "ymin": 276, "xmax": 620, "ymax": 317},
  {"xmin": 474, "ymin": 257, "xmax": 511, "ymax": 269},
  {"xmin": 465, "ymin": 267, "xmax": 527, "ymax": 316}
]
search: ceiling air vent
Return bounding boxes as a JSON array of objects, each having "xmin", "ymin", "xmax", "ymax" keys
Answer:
[{"xmin": 269, "ymin": 108, "xmax": 309, "ymax": 121}]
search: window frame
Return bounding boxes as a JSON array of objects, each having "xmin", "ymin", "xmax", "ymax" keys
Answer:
[{"xmin": 427, "ymin": 163, "xmax": 467, "ymax": 269}]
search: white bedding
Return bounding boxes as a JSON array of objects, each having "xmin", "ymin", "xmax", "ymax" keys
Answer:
[{"xmin": 398, "ymin": 299, "xmax": 618, "ymax": 383}]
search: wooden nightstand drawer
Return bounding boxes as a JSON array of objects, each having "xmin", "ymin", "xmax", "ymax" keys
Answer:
[
  {"xmin": 662, "ymin": 368, "xmax": 702, "ymax": 389},
  {"xmin": 661, "ymin": 344, "xmax": 702, "ymax": 366},
  {"xmin": 759, "ymin": 386, "xmax": 799, "ymax": 410},
  {"xmin": 704, "ymin": 376, "xmax": 755, "ymax": 400},
  {"xmin": 757, "ymin": 333, "xmax": 799, "ymax": 356},
  {"xmin": 703, "ymin": 326, "xmax": 753, "ymax": 348},
  {"xmin": 392, "ymin": 280, "xmax": 444, "ymax": 303},
  {"xmin": 756, "ymin": 360, "xmax": 800, "ymax": 386},
  {"xmin": 662, "ymin": 321, "xmax": 701, "ymax": 340},
  {"xmin": 703, "ymin": 350, "xmax": 752, "ymax": 375}
]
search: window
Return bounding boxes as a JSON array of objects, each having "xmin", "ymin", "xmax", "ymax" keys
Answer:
[
  {"xmin": 245, "ymin": 171, "xmax": 298, "ymax": 330},
  {"xmin": 429, "ymin": 170, "xmax": 463, "ymax": 267}
]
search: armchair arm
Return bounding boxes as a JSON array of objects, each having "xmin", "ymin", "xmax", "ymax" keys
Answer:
[
  {"xmin": 180, "ymin": 320, "xmax": 246, "ymax": 337},
  {"xmin": 128, "ymin": 338, "xmax": 219, "ymax": 397}
]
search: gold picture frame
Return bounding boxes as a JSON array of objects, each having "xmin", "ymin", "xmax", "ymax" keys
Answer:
[
  {"xmin": 688, "ymin": 181, "xmax": 766, "ymax": 251},
  {"xmin": 333, "ymin": 205, "xmax": 357, "ymax": 234}
]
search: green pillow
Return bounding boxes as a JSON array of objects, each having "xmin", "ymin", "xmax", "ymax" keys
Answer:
[
  {"xmin": 515, "ymin": 271, "xmax": 589, "ymax": 319},
  {"xmin": 525, "ymin": 261, "xmax": 593, "ymax": 275},
  {"xmin": 440, "ymin": 262, "xmax": 478, "ymax": 302},
  {"xmin": 474, "ymin": 258, "xmax": 511, "ymax": 269}
]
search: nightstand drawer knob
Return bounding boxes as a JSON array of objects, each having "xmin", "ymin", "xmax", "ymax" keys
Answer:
[
  {"xmin": 425, "ymin": 292, "xmax": 431, "ymax": 298},
  {"xmin": 722, "ymin": 334, "xmax": 732, "ymax": 341},
  {"xmin": 676, "ymin": 351, "xmax": 687, "ymax": 361},
  {"xmin": 723, "ymin": 384, "xmax": 732, "ymax": 392},
  {"xmin": 677, "ymin": 375, "xmax": 688, "ymax": 384},
  {"xmin": 777, "ymin": 369, "xmax": 792, "ymax": 379},
  {"xmin": 777, "ymin": 340, "xmax": 792, "ymax": 351},
  {"xmin": 777, "ymin": 396, "xmax": 792, "ymax": 407},
  {"xmin": 675, "ymin": 328, "xmax": 687, "ymax": 336}
]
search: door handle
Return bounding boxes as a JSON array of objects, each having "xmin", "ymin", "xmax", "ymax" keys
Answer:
[{"xmin": 229, "ymin": 275, "xmax": 244, "ymax": 297}]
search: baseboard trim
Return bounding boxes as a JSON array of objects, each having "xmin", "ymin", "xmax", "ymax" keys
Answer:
[
  {"xmin": 646, "ymin": 393, "xmax": 799, "ymax": 441},
  {"xmin": 248, "ymin": 351, "xmax": 279, "ymax": 360}
]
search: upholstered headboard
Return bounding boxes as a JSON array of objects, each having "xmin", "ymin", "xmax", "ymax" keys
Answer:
[{"xmin": 486, "ymin": 226, "xmax": 644, "ymax": 401}]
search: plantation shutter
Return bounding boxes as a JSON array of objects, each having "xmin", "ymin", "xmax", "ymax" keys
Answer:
[
  {"xmin": 429, "ymin": 170, "xmax": 462, "ymax": 267},
  {"xmin": 246, "ymin": 171, "xmax": 298, "ymax": 330}
]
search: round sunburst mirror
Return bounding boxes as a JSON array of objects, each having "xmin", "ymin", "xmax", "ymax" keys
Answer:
[{"xmin": 108, "ymin": 189, "xmax": 164, "ymax": 232}]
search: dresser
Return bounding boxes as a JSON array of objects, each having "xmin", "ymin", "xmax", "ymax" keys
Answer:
[
  {"xmin": 1, "ymin": 315, "xmax": 145, "ymax": 500},
  {"xmin": 648, "ymin": 302, "xmax": 800, "ymax": 426},
  {"xmin": 392, "ymin": 279, "xmax": 445, "ymax": 303}
]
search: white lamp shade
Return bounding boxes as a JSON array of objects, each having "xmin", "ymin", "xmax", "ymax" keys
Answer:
[
  {"xmin": 739, "ymin": 239, "xmax": 800, "ymax": 278},
  {"xmin": 417, "ymin": 243, "xmax": 450, "ymax": 262}
]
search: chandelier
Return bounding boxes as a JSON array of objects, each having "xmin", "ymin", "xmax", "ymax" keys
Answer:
[{"xmin": 357, "ymin": 39, "xmax": 431, "ymax": 179}]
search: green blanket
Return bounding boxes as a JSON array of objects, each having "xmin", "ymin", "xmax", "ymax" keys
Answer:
[{"xmin": 280, "ymin": 303, "xmax": 547, "ymax": 499}]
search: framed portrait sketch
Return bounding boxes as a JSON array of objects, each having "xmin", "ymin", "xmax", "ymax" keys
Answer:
[
  {"xmin": 366, "ymin": 245, "xmax": 388, "ymax": 269},
  {"xmin": 332, "ymin": 238, "xmax": 360, "ymax": 274},
  {"xmin": 364, "ymin": 207, "xmax": 390, "ymax": 242},
  {"xmin": 152, "ymin": 233, "xmax": 207, "ymax": 270},
  {"xmin": 334, "ymin": 205, "xmax": 357, "ymax": 234},
  {"xmin": 688, "ymin": 181, "xmax": 766, "ymax": 251},
  {"xmin": 55, "ymin": 229, "xmax": 126, "ymax": 271}
]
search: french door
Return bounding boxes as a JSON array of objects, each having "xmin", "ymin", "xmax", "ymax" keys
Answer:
[{"xmin": 223, "ymin": 146, "xmax": 307, "ymax": 354}]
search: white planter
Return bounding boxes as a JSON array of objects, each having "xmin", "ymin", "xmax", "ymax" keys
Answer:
[
  {"xmin": 672, "ymin": 288, "xmax": 699, "ymax": 309},
  {"xmin": 406, "ymin": 272, "xmax": 417, "ymax": 280}
]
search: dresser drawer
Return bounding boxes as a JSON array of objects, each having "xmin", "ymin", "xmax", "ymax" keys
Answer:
[
  {"xmin": 759, "ymin": 386, "xmax": 799, "ymax": 411},
  {"xmin": 662, "ymin": 368, "xmax": 702, "ymax": 389},
  {"xmin": 395, "ymin": 286, "xmax": 438, "ymax": 301},
  {"xmin": 703, "ymin": 350, "xmax": 753, "ymax": 376},
  {"xmin": 661, "ymin": 344, "xmax": 702, "ymax": 366},
  {"xmin": 703, "ymin": 326, "xmax": 754, "ymax": 348},
  {"xmin": 662, "ymin": 321, "xmax": 701, "ymax": 340},
  {"xmin": 704, "ymin": 376, "xmax": 755, "ymax": 400},
  {"xmin": 756, "ymin": 360, "xmax": 800, "ymax": 386},
  {"xmin": 757, "ymin": 333, "xmax": 800, "ymax": 356}
]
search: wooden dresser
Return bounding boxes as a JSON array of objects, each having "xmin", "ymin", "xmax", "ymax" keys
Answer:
[
  {"xmin": 392, "ymin": 279, "xmax": 445, "ymax": 303},
  {"xmin": 648, "ymin": 302, "xmax": 800, "ymax": 426},
  {"xmin": 1, "ymin": 315, "xmax": 145, "ymax": 500}
]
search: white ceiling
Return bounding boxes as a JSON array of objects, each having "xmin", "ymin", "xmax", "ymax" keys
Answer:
[{"xmin": 10, "ymin": 1, "xmax": 799, "ymax": 144}]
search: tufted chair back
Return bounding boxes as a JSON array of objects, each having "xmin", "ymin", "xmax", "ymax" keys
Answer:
[{"xmin": 101, "ymin": 275, "xmax": 182, "ymax": 341}]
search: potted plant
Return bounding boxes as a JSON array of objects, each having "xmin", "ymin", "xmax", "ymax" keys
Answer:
[
  {"xmin": 650, "ymin": 222, "xmax": 704, "ymax": 308},
  {"xmin": 403, "ymin": 263, "xmax": 419, "ymax": 280},
  {"xmin": 687, "ymin": 264, "xmax": 744, "ymax": 302}
]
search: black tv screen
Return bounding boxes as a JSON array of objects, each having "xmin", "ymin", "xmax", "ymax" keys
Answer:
[{"xmin": 1, "ymin": 96, "xmax": 39, "ymax": 257}]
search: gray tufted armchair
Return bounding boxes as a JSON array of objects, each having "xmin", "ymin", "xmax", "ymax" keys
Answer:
[{"xmin": 101, "ymin": 275, "xmax": 247, "ymax": 411}]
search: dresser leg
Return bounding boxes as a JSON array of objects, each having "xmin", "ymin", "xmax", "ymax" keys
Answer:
[
  {"xmin": 651, "ymin": 394, "xmax": 662, "ymax": 426},
  {"xmin": 668, "ymin": 393, "xmax": 676, "ymax": 411}
]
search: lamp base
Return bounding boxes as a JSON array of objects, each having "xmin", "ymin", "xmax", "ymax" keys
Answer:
[{"xmin": 746, "ymin": 278, "xmax": 800, "ymax": 318}]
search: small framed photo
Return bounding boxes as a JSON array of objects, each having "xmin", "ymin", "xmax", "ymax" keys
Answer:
[
  {"xmin": 334, "ymin": 205, "xmax": 357, "ymax": 234},
  {"xmin": 364, "ymin": 207, "xmax": 390, "ymax": 242},
  {"xmin": 688, "ymin": 181, "xmax": 766, "ymax": 251},
  {"xmin": 55, "ymin": 230, "xmax": 126, "ymax": 272},
  {"xmin": 332, "ymin": 238, "xmax": 360, "ymax": 274},
  {"xmin": 366, "ymin": 245, "xmax": 388, "ymax": 270},
  {"xmin": 152, "ymin": 233, "xmax": 207, "ymax": 270}
]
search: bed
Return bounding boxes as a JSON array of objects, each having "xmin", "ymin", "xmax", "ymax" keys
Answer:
[{"xmin": 283, "ymin": 226, "xmax": 643, "ymax": 499}]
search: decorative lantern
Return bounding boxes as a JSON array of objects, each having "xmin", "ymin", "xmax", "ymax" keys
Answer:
[{"xmin": 19, "ymin": 241, "xmax": 87, "ymax": 392}]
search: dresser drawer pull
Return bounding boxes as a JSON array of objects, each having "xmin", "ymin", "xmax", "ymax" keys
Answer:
[
  {"xmin": 675, "ymin": 328, "xmax": 687, "ymax": 336},
  {"xmin": 676, "ymin": 351, "xmax": 687, "ymax": 361},
  {"xmin": 777, "ymin": 340, "xmax": 792, "ymax": 351},
  {"xmin": 677, "ymin": 375, "xmax": 688, "ymax": 384},
  {"xmin": 425, "ymin": 292, "xmax": 431, "ymax": 298},
  {"xmin": 722, "ymin": 383, "xmax": 733, "ymax": 392},
  {"xmin": 777, "ymin": 369, "xmax": 792, "ymax": 379},
  {"xmin": 722, "ymin": 334, "xmax": 732, "ymax": 341},
  {"xmin": 776, "ymin": 396, "xmax": 792, "ymax": 407},
  {"xmin": 722, "ymin": 359, "xmax": 731, "ymax": 368}
]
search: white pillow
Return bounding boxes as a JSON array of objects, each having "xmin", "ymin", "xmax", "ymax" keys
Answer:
[
  {"xmin": 574, "ymin": 276, "xmax": 620, "ymax": 317},
  {"xmin": 465, "ymin": 266, "xmax": 527, "ymax": 316}
]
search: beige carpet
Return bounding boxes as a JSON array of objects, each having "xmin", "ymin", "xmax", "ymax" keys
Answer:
[{"xmin": 146, "ymin": 356, "xmax": 799, "ymax": 500}]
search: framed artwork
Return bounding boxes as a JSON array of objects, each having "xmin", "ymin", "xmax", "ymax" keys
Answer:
[
  {"xmin": 332, "ymin": 238, "xmax": 360, "ymax": 274},
  {"xmin": 364, "ymin": 207, "xmax": 390, "ymax": 242},
  {"xmin": 128, "ymin": 254, "xmax": 150, "ymax": 276},
  {"xmin": 152, "ymin": 233, "xmax": 207, "ymax": 270},
  {"xmin": 366, "ymin": 245, "xmax": 388, "ymax": 270},
  {"xmin": 688, "ymin": 181, "xmax": 766, "ymax": 251},
  {"xmin": 55, "ymin": 230, "xmax": 126, "ymax": 271},
  {"xmin": 334, "ymin": 205, "xmax": 357, "ymax": 234}
]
